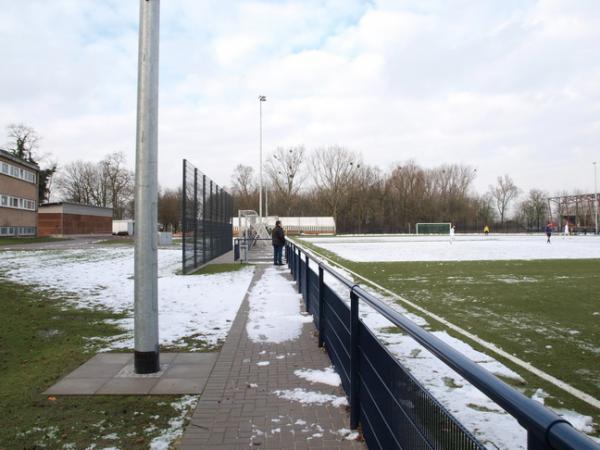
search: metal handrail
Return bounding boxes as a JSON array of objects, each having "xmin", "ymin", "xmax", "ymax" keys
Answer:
[{"xmin": 286, "ymin": 239, "xmax": 599, "ymax": 450}]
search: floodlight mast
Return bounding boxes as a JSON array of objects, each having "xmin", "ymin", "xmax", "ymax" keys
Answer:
[
  {"xmin": 259, "ymin": 95, "xmax": 266, "ymax": 220},
  {"xmin": 134, "ymin": 0, "xmax": 160, "ymax": 374}
]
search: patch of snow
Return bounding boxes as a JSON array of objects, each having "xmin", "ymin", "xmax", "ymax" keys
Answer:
[
  {"xmin": 273, "ymin": 388, "xmax": 348, "ymax": 407},
  {"xmin": 304, "ymin": 234, "xmax": 600, "ymax": 262},
  {"xmin": 246, "ymin": 267, "xmax": 311, "ymax": 343},
  {"xmin": 0, "ymin": 248, "xmax": 255, "ymax": 349},
  {"xmin": 257, "ymin": 361, "xmax": 270, "ymax": 366},
  {"xmin": 531, "ymin": 388, "xmax": 550, "ymax": 404},
  {"xmin": 336, "ymin": 428, "xmax": 360, "ymax": 440},
  {"xmin": 149, "ymin": 395, "xmax": 199, "ymax": 450},
  {"xmin": 555, "ymin": 409, "xmax": 595, "ymax": 434},
  {"xmin": 294, "ymin": 367, "xmax": 341, "ymax": 386}
]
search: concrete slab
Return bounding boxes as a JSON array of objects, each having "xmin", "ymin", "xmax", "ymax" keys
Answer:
[
  {"xmin": 44, "ymin": 352, "xmax": 217, "ymax": 396},
  {"xmin": 97, "ymin": 378, "xmax": 158, "ymax": 395},
  {"xmin": 151, "ymin": 378, "xmax": 208, "ymax": 395}
]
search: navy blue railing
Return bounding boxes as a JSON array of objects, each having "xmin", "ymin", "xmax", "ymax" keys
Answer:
[{"xmin": 285, "ymin": 240, "xmax": 599, "ymax": 450}]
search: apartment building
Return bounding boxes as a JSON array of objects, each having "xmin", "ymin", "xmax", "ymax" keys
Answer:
[{"xmin": 0, "ymin": 149, "xmax": 39, "ymax": 236}]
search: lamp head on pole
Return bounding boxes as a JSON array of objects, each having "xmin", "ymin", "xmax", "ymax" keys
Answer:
[{"xmin": 259, "ymin": 95, "xmax": 267, "ymax": 102}]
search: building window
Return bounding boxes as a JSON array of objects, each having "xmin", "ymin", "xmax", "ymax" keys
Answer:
[
  {"xmin": 0, "ymin": 193, "xmax": 36, "ymax": 211},
  {"xmin": 0, "ymin": 160, "xmax": 36, "ymax": 184},
  {"xmin": 0, "ymin": 226, "xmax": 36, "ymax": 236}
]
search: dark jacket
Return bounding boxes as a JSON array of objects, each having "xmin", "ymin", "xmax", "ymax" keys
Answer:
[{"xmin": 272, "ymin": 225, "xmax": 285, "ymax": 246}]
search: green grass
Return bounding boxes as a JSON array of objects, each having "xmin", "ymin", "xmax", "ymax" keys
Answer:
[
  {"xmin": 96, "ymin": 238, "xmax": 134, "ymax": 245},
  {"xmin": 0, "ymin": 279, "xmax": 194, "ymax": 449},
  {"xmin": 188, "ymin": 263, "xmax": 248, "ymax": 275},
  {"xmin": 0, "ymin": 237, "xmax": 69, "ymax": 245},
  {"xmin": 298, "ymin": 238, "xmax": 600, "ymax": 425}
]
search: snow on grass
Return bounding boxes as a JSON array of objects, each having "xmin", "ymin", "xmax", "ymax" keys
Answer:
[
  {"xmin": 0, "ymin": 248, "xmax": 254, "ymax": 349},
  {"xmin": 149, "ymin": 395, "xmax": 198, "ymax": 450},
  {"xmin": 246, "ymin": 267, "xmax": 312, "ymax": 343},
  {"xmin": 303, "ymin": 234, "xmax": 600, "ymax": 262},
  {"xmin": 293, "ymin": 367, "xmax": 341, "ymax": 387},
  {"xmin": 273, "ymin": 388, "xmax": 348, "ymax": 407}
]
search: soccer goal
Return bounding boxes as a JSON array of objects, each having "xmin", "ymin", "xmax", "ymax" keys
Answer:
[{"xmin": 416, "ymin": 223, "xmax": 451, "ymax": 235}]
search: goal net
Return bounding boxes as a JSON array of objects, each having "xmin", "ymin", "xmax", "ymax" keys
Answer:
[{"xmin": 416, "ymin": 223, "xmax": 451, "ymax": 235}]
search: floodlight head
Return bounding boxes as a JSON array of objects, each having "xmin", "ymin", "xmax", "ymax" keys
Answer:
[{"xmin": 259, "ymin": 95, "xmax": 267, "ymax": 102}]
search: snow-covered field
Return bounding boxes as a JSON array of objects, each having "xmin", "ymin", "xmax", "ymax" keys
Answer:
[
  {"xmin": 0, "ymin": 247, "xmax": 254, "ymax": 349},
  {"xmin": 303, "ymin": 234, "xmax": 600, "ymax": 262}
]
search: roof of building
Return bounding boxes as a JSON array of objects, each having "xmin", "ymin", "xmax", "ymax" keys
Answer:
[
  {"xmin": 39, "ymin": 202, "xmax": 113, "ymax": 217},
  {"xmin": 0, "ymin": 148, "xmax": 40, "ymax": 171}
]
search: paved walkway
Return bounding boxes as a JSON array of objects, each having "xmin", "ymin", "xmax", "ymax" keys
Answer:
[{"xmin": 179, "ymin": 266, "xmax": 365, "ymax": 450}]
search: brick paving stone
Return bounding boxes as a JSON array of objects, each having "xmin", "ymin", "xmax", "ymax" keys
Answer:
[{"xmin": 179, "ymin": 265, "xmax": 365, "ymax": 449}]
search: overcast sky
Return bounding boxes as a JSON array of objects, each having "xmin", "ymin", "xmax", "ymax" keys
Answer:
[{"xmin": 1, "ymin": 0, "xmax": 599, "ymax": 196}]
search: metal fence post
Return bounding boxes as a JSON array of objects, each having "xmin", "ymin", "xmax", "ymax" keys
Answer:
[
  {"xmin": 297, "ymin": 250, "xmax": 302, "ymax": 293},
  {"xmin": 193, "ymin": 168, "xmax": 198, "ymax": 268},
  {"xmin": 305, "ymin": 254, "xmax": 310, "ymax": 312},
  {"xmin": 318, "ymin": 265, "xmax": 325, "ymax": 348},
  {"xmin": 209, "ymin": 180, "xmax": 214, "ymax": 261},
  {"xmin": 350, "ymin": 290, "xmax": 360, "ymax": 429},
  {"xmin": 202, "ymin": 174, "xmax": 206, "ymax": 264},
  {"xmin": 181, "ymin": 160, "xmax": 187, "ymax": 274}
]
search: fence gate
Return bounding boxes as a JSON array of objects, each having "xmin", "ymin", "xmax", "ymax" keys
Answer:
[{"xmin": 182, "ymin": 159, "xmax": 233, "ymax": 274}]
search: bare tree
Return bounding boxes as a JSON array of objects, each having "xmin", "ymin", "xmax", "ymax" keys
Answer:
[
  {"xmin": 230, "ymin": 164, "xmax": 257, "ymax": 212},
  {"xmin": 489, "ymin": 175, "xmax": 521, "ymax": 225},
  {"xmin": 265, "ymin": 146, "xmax": 306, "ymax": 215},
  {"xmin": 310, "ymin": 146, "xmax": 359, "ymax": 220},
  {"xmin": 158, "ymin": 188, "xmax": 182, "ymax": 231},
  {"xmin": 517, "ymin": 189, "xmax": 548, "ymax": 231},
  {"xmin": 100, "ymin": 152, "xmax": 134, "ymax": 219},
  {"xmin": 5, "ymin": 123, "xmax": 57, "ymax": 203},
  {"xmin": 55, "ymin": 152, "xmax": 134, "ymax": 218},
  {"xmin": 6, "ymin": 123, "xmax": 40, "ymax": 162}
]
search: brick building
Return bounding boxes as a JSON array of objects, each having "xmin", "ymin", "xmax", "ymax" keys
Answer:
[
  {"xmin": 0, "ymin": 149, "xmax": 39, "ymax": 237},
  {"xmin": 38, "ymin": 203, "xmax": 113, "ymax": 237}
]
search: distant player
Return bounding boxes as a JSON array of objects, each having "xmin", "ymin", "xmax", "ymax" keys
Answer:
[
  {"xmin": 483, "ymin": 225, "xmax": 490, "ymax": 236},
  {"xmin": 545, "ymin": 223, "xmax": 552, "ymax": 243},
  {"xmin": 449, "ymin": 225, "xmax": 455, "ymax": 244},
  {"xmin": 564, "ymin": 222, "xmax": 569, "ymax": 238}
]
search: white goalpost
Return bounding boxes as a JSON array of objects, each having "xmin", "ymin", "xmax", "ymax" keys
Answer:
[{"xmin": 415, "ymin": 222, "xmax": 451, "ymax": 235}]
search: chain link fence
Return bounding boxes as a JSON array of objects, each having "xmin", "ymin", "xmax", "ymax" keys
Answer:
[{"xmin": 182, "ymin": 159, "xmax": 233, "ymax": 274}]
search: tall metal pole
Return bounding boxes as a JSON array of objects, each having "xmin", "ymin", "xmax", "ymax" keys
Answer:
[
  {"xmin": 594, "ymin": 161, "xmax": 598, "ymax": 235},
  {"xmin": 258, "ymin": 95, "xmax": 266, "ymax": 219},
  {"xmin": 134, "ymin": 0, "xmax": 160, "ymax": 374}
]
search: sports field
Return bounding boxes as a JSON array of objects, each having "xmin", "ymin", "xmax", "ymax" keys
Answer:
[{"xmin": 300, "ymin": 234, "xmax": 600, "ymax": 442}]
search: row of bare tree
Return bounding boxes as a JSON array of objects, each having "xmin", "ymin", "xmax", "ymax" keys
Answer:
[
  {"xmin": 231, "ymin": 146, "xmax": 549, "ymax": 233},
  {"xmin": 3, "ymin": 124, "xmax": 552, "ymax": 232}
]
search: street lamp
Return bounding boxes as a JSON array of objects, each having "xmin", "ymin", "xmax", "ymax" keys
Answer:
[
  {"xmin": 258, "ymin": 95, "xmax": 267, "ymax": 219},
  {"xmin": 594, "ymin": 161, "xmax": 598, "ymax": 235}
]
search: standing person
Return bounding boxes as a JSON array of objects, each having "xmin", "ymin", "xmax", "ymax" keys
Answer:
[
  {"xmin": 272, "ymin": 220, "xmax": 285, "ymax": 265},
  {"xmin": 449, "ymin": 225, "xmax": 455, "ymax": 244},
  {"xmin": 545, "ymin": 222, "xmax": 552, "ymax": 243},
  {"xmin": 564, "ymin": 222, "xmax": 569, "ymax": 238},
  {"xmin": 483, "ymin": 225, "xmax": 490, "ymax": 236}
]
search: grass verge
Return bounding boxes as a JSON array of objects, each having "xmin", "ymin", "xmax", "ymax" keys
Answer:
[
  {"xmin": 0, "ymin": 237, "xmax": 69, "ymax": 245},
  {"xmin": 188, "ymin": 263, "xmax": 248, "ymax": 275},
  {"xmin": 0, "ymin": 279, "xmax": 195, "ymax": 449}
]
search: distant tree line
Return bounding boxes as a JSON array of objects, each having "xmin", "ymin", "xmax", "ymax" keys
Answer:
[
  {"xmin": 1, "ymin": 124, "xmax": 560, "ymax": 232},
  {"xmin": 231, "ymin": 145, "xmax": 554, "ymax": 234}
]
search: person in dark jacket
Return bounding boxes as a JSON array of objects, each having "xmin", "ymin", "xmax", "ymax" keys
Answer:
[
  {"xmin": 545, "ymin": 222, "xmax": 552, "ymax": 243},
  {"xmin": 272, "ymin": 220, "xmax": 285, "ymax": 265}
]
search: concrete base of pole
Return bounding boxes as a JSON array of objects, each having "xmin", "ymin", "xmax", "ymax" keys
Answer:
[{"xmin": 134, "ymin": 350, "xmax": 160, "ymax": 374}]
